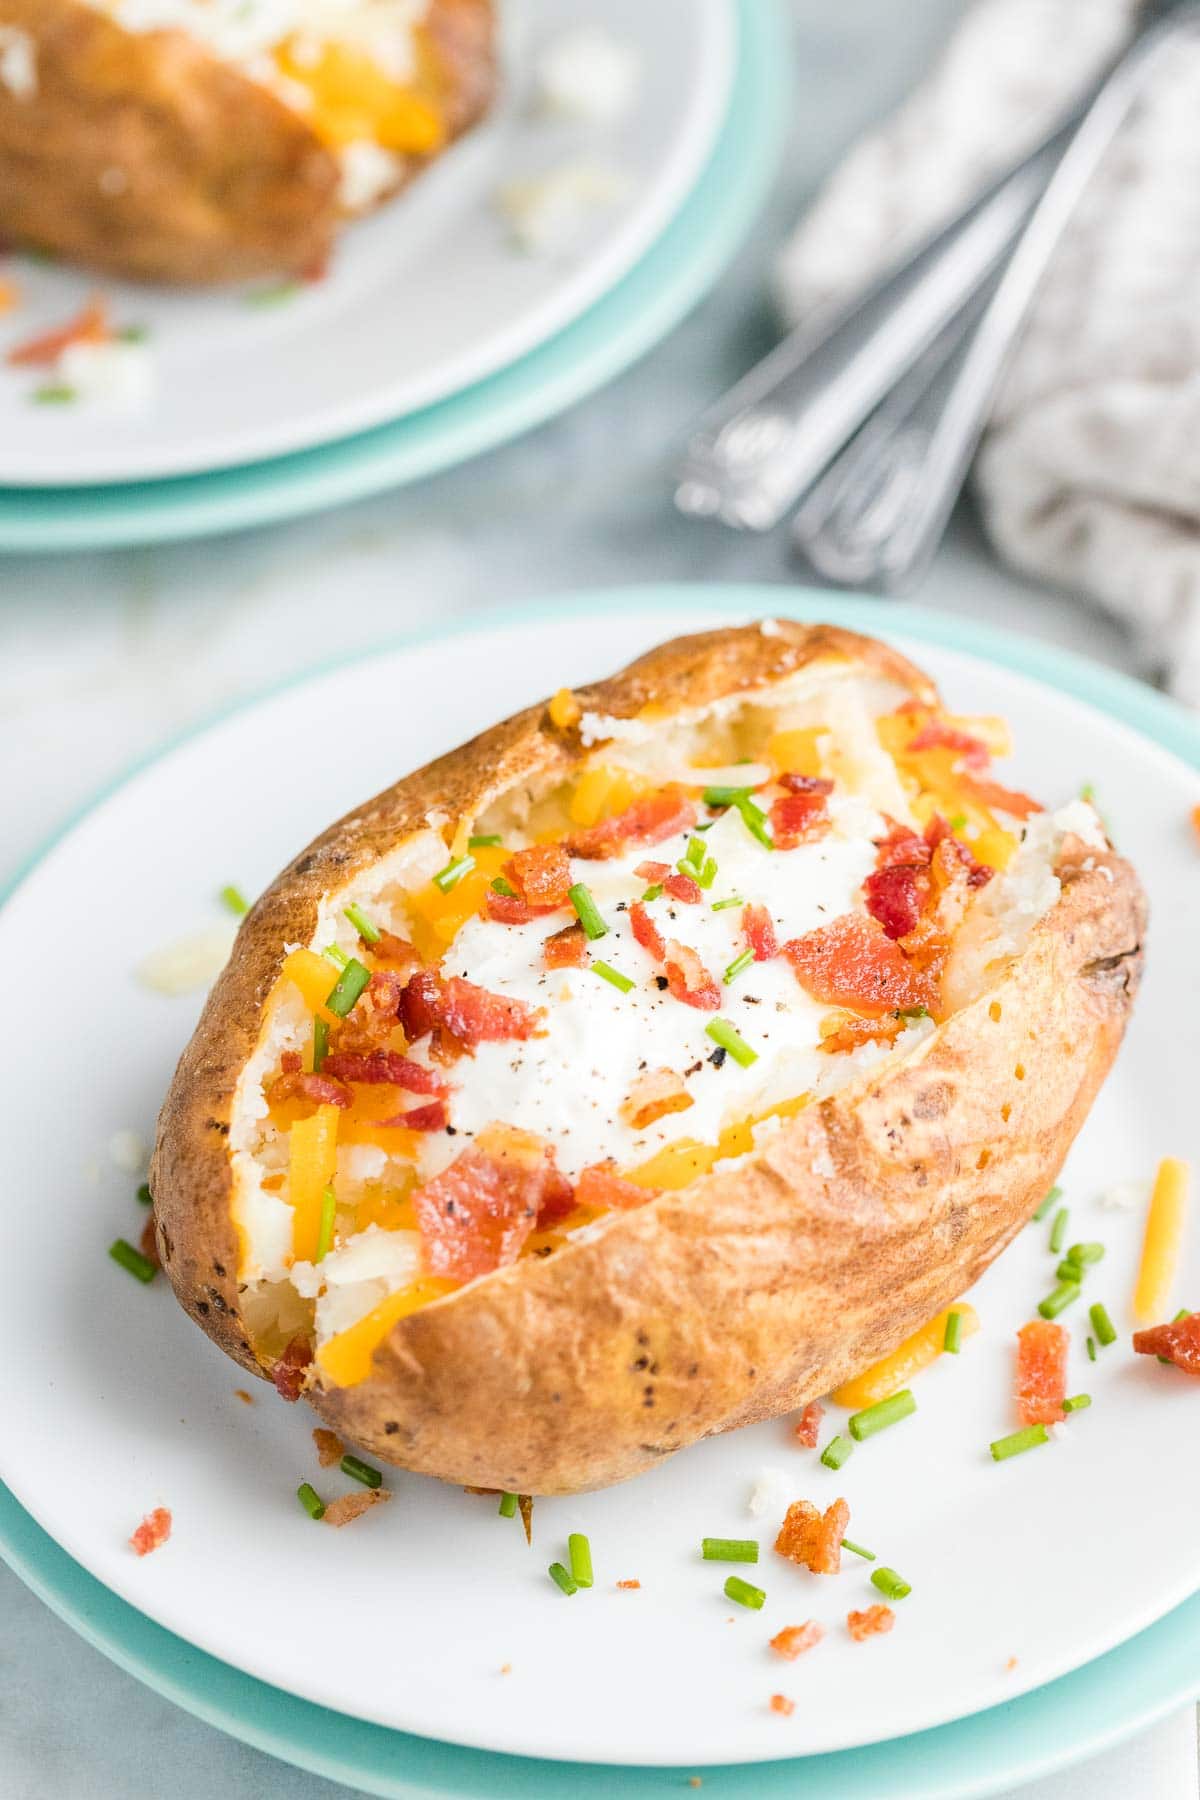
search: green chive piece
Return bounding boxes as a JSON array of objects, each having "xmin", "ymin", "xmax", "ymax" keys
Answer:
[
  {"xmin": 703, "ymin": 785, "xmax": 754, "ymax": 807},
  {"xmin": 109, "ymin": 1238, "xmax": 156, "ymax": 1284},
  {"xmin": 323, "ymin": 943, "xmax": 350, "ymax": 969},
  {"xmin": 592, "ymin": 961, "xmax": 634, "ymax": 994},
  {"xmin": 684, "ymin": 836, "xmax": 707, "ymax": 872},
  {"xmin": 297, "ymin": 1483, "xmax": 326, "ymax": 1521},
  {"xmin": 246, "ymin": 280, "xmax": 301, "ymax": 307},
  {"xmin": 340, "ymin": 1454, "xmax": 382, "ymax": 1490},
  {"xmin": 723, "ymin": 949, "xmax": 755, "ymax": 986},
  {"xmin": 1049, "ymin": 1207, "xmax": 1069, "ymax": 1255},
  {"xmin": 568, "ymin": 1533, "xmax": 594, "ymax": 1588},
  {"xmin": 343, "ymin": 903, "xmax": 380, "ymax": 944},
  {"xmin": 1090, "ymin": 1302, "xmax": 1118, "ymax": 1346},
  {"xmin": 711, "ymin": 895, "xmax": 745, "ymax": 912},
  {"xmin": 491, "ymin": 876, "xmax": 517, "ymax": 898},
  {"xmin": 325, "ymin": 957, "xmax": 370, "ymax": 1019},
  {"xmin": 548, "ymin": 1561, "xmax": 578, "ymax": 1597},
  {"xmin": 469, "ymin": 834, "xmax": 502, "ymax": 848},
  {"xmin": 820, "ymin": 1434, "xmax": 854, "ymax": 1470},
  {"xmin": 136, "ymin": 1182, "xmax": 153, "ymax": 1206},
  {"xmin": 1063, "ymin": 1394, "xmax": 1092, "ymax": 1414},
  {"xmin": 1038, "ymin": 1281, "xmax": 1081, "ymax": 1321},
  {"xmin": 498, "ymin": 1491, "xmax": 518, "ymax": 1518},
  {"xmin": 898, "ymin": 1004, "xmax": 929, "ymax": 1020},
  {"xmin": 1087, "ymin": 1335, "xmax": 1097, "ymax": 1362},
  {"xmin": 1067, "ymin": 1243, "xmax": 1105, "ymax": 1267},
  {"xmin": 723, "ymin": 1575, "xmax": 765, "ymax": 1610},
  {"xmin": 1031, "ymin": 1186, "xmax": 1061, "ymax": 1223},
  {"xmin": 314, "ymin": 1184, "xmax": 336, "ymax": 1265},
  {"xmin": 871, "ymin": 1567, "xmax": 911, "ymax": 1601},
  {"xmin": 948, "ymin": 813, "xmax": 968, "ymax": 832},
  {"xmin": 312, "ymin": 1015, "xmax": 329, "ymax": 1073},
  {"xmin": 990, "ymin": 1424, "xmax": 1050, "ymax": 1462},
  {"xmin": 433, "ymin": 854, "xmax": 475, "ymax": 894},
  {"xmin": 943, "ymin": 1311, "xmax": 964, "ymax": 1354},
  {"xmin": 701, "ymin": 1538, "xmax": 759, "ymax": 1563},
  {"xmin": 569, "ymin": 882, "xmax": 608, "ymax": 942},
  {"xmin": 220, "ymin": 884, "xmax": 250, "ymax": 917},
  {"xmin": 117, "ymin": 324, "xmax": 149, "ymax": 343},
  {"xmin": 705, "ymin": 1018, "xmax": 757, "ymax": 1068},
  {"xmin": 735, "ymin": 795, "xmax": 773, "ymax": 849},
  {"xmin": 841, "ymin": 1538, "xmax": 876, "ymax": 1562},
  {"xmin": 1056, "ymin": 1259, "xmax": 1088, "ymax": 1284},
  {"xmin": 694, "ymin": 856, "xmax": 717, "ymax": 890},
  {"xmin": 848, "ymin": 1389, "xmax": 916, "ymax": 1442},
  {"xmin": 641, "ymin": 883, "xmax": 664, "ymax": 901},
  {"xmin": 33, "ymin": 384, "xmax": 76, "ymax": 405}
]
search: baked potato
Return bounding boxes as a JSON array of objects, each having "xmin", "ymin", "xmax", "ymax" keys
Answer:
[
  {"xmin": 151, "ymin": 621, "xmax": 1146, "ymax": 1494},
  {"xmin": 0, "ymin": 0, "xmax": 496, "ymax": 284}
]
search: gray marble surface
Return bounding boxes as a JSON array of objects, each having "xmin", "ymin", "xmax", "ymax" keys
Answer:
[{"xmin": 0, "ymin": 2, "xmax": 1194, "ymax": 1794}]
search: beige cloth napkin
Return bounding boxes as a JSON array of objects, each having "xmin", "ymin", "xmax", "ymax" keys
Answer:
[{"xmin": 774, "ymin": 0, "xmax": 1200, "ymax": 705}]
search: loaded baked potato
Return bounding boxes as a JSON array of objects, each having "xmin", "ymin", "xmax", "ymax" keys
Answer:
[
  {"xmin": 0, "ymin": 0, "xmax": 495, "ymax": 284},
  {"xmin": 151, "ymin": 622, "xmax": 1146, "ymax": 1494}
]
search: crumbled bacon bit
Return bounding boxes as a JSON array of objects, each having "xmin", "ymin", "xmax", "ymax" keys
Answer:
[
  {"xmin": 779, "ymin": 773, "xmax": 834, "ymax": 797},
  {"xmin": 568, "ymin": 787, "xmax": 697, "ymax": 859},
  {"xmin": 544, "ymin": 922, "xmax": 588, "ymax": 969},
  {"xmin": 874, "ymin": 819, "xmax": 929, "ymax": 870},
  {"xmin": 400, "ymin": 970, "xmax": 542, "ymax": 1051},
  {"xmin": 507, "ymin": 844, "xmax": 572, "ymax": 908},
  {"xmin": 770, "ymin": 1622, "xmax": 824, "ymax": 1661},
  {"xmin": 664, "ymin": 940, "xmax": 721, "ymax": 1011},
  {"xmin": 905, "ymin": 720, "xmax": 991, "ymax": 770},
  {"xmin": 271, "ymin": 1335, "xmax": 313, "ymax": 1403},
  {"xmin": 370, "ymin": 931, "xmax": 423, "ymax": 981},
  {"xmin": 769, "ymin": 1694, "xmax": 795, "ymax": 1717},
  {"xmin": 663, "ymin": 871, "xmax": 702, "ymax": 904},
  {"xmin": 743, "ymin": 903, "xmax": 778, "ymax": 962},
  {"xmin": 616, "ymin": 1578, "xmax": 642, "ymax": 1590},
  {"xmin": 486, "ymin": 889, "xmax": 557, "ymax": 925},
  {"xmin": 129, "ymin": 1507, "xmax": 172, "ymax": 1557},
  {"xmin": 323, "ymin": 1489, "xmax": 392, "ymax": 1528},
  {"xmin": 847, "ymin": 1604, "xmax": 894, "ymax": 1641},
  {"xmin": 770, "ymin": 788, "xmax": 831, "ymax": 850},
  {"xmin": 634, "ymin": 861, "xmax": 670, "ymax": 883},
  {"xmin": 629, "ymin": 900, "xmax": 666, "ymax": 962},
  {"xmin": 234, "ymin": 1389, "xmax": 254, "ymax": 1405},
  {"xmin": 413, "ymin": 1128, "xmax": 571, "ymax": 1279},
  {"xmin": 138, "ymin": 1214, "xmax": 161, "ymax": 1269},
  {"xmin": 775, "ymin": 1497, "xmax": 849, "ymax": 1575},
  {"xmin": 377, "ymin": 1099, "xmax": 448, "ymax": 1132},
  {"xmin": 328, "ymin": 968, "xmax": 407, "ymax": 1054},
  {"xmin": 958, "ymin": 774, "xmax": 1042, "ymax": 820},
  {"xmin": 792, "ymin": 1400, "xmax": 824, "ymax": 1448},
  {"xmin": 321, "ymin": 1049, "xmax": 447, "ymax": 1094},
  {"xmin": 1016, "ymin": 1320, "xmax": 1069, "ymax": 1425},
  {"xmin": 863, "ymin": 862, "xmax": 929, "ymax": 940},
  {"xmin": 281, "ymin": 1050, "xmax": 302, "ymax": 1075},
  {"xmin": 268, "ymin": 1068, "xmax": 353, "ymax": 1109},
  {"xmin": 313, "ymin": 1428, "xmax": 345, "ymax": 1467},
  {"xmin": 1005, "ymin": 1656, "xmax": 1019, "ymax": 1672},
  {"xmin": 925, "ymin": 815, "xmax": 992, "ymax": 889},
  {"xmin": 620, "ymin": 1067, "xmax": 694, "ymax": 1130},
  {"xmin": 818, "ymin": 1011, "xmax": 907, "ymax": 1056},
  {"xmin": 784, "ymin": 915, "xmax": 932, "ymax": 1017},
  {"xmin": 8, "ymin": 296, "xmax": 110, "ymax": 367},
  {"xmin": 1133, "ymin": 1312, "xmax": 1200, "ymax": 1373},
  {"xmin": 575, "ymin": 1161, "xmax": 657, "ymax": 1211}
]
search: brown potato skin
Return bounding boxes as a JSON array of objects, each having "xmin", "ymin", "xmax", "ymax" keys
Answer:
[
  {"xmin": 0, "ymin": 0, "xmax": 495, "ymax": 285},
  {"xmin": 151, "ymin": 622, "xmax": 1145, "ymax": 1493}
]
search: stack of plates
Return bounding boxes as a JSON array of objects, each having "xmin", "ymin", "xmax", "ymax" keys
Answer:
[{"xmin": 0, "ymin": 0, "xmax": 787, "ymax": 553}]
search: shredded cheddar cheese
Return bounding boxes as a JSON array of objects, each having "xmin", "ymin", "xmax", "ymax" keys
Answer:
[
  {"xmin": 1133, "ymin": 1157, "xmax": 1190, "ymax": 1323},
  {"xmin": 832, "ymin": 1304, "xmax": 979, "ymax": 1408}
]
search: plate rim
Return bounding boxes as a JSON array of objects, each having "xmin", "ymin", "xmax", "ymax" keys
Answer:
[
  {"xmin": 0, "ymin": 0, "xmax": 786, "ymax": 549},
  {"xmin": 2, "ymin": 585, "xmax": 1199, "ymax": 1799}
]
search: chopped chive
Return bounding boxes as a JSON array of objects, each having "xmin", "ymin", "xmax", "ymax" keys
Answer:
[
  {"xmin": 898, "ymin": 1004, "xmax": 929, "ymax": 1020},
  {"xmin": 314, "ymin": 1184, "xmax": 336, "ymax": 1264},
  {"xmin": 1086, "ymin": 1335, "xmax": 1097, "ymax": 1362},
  {"xmin": 33, "ymin": 383, "xmax": 76, "ymax": 405},
  {"xmin": 1062, "ymin": 1394, "xmax": 1091, "ymax": 1414},
  {"xmin": 498, "ymin": 1491, "xmax": 518, "ymax": 1518},
  {"xmin": 641, "ymin": 883, "xmax": 664, "ymax": 901},
  {"xmin": 340, "ymin": 1454, "xmax": 382, "ymax": 1490},
  {"xmin": 820, "ymin": 1434, "xmax": 854, "ymax": 1470},
  {"xmin": 1066, "ymin": 1242, "xmax": 1105, "ymax": 1267},
  {"xmin": 469, "ymin": 834, "xmax": 502, "ymax": 848},
  {"xmin": 246, "ymin": 280, "xmax": 301, "ymax": 307},
  {"xmin": 433, "ymin": 854, "xmax": 475, "ymax": 894},
  {"xmin": 734, "ymin": 795, "xmax": 773, "ymax": 849},
  {"xmin": 220, "ymin": 884, "xmax": 250, "ymax": 916},
  {"xmin": 568, "ymin": 1533, "xmax": 594, "ymax": 1588},
  {"xmin": 117, "ymin": 323, "xmax": 149, "ymax": 343},
  {"xmin": 870, "ymin": 1567, "xmax": 911, "ymax": 1601},
  {"xmin": 136, "ymin": 1182, "xmax": 153, "ymax": 1206},
  {"xmin": 705, "ymin": 1018, "xmax": 757, "ymax": 1068},
  {"xmin": 323, "ymin": 943, "xmax": 350, "ymax": 969},
  {"xmin": 592, "ymin": 961, "xmax": 634, "ymax": 994},
  {"xmin": 948, "ymin": 813, "xmax": 968, "ymax": 832},
  {"xmin": 703, "ymin": 785, "xmax": 754, "ymax": 807},
  {"xmin": 491, "ymin": 876, "xmax": 517, "ymax": 898},
  {"xmin": 711, "ymin": 895, "xmax": 745, "ymax": 912},
  {"xmin": 1049, "ymin": 1207, "xmax": 1069, "ymax": 1254},
  {"xmin": 325, "ymin": 957, "xmax": 370, "ymax": 1018},
  {"xmin": 1031, "ymin": 1186, "xmax": 1061, "ymax": 1223},
  {"xmin": 343, "ymin": 903, "xmax": 380, "ymax": 944},
  {"xmin": 1089, "ymin": 1302, "xmax": 1117, "ymax": 1346},
  {"xmin": 569, "ymin": 882, "xmax": 608, "ymax": 942},
  {"xmin": 1038, "ymin": 1281, "xmax": 1081, "ymax": 1320},
  {"xmin": 723, "ymin": 1575, "xmax": 765, "ymax": 1610},
  {"xmin": 723, "ymin": 949, "xmax": 755, "ymax": 986},
  {"xmin": 1056, "ymin": 1259, "xmax": 1088, "ymax": 1284},
  {"xmin": 841, "ymin": 1538, "xmax": 876, "ymax": 1562},
  {"xmin": 701, "ymin": 1538, "xmax": 759, "ymax": 1563},
  {"xmin": 990, "ymin": 1424, "xmax": 1050, "ymax": 1462},
  {"xmin": 548, "ymin": 1561, "xmax": 578, "ymax": 1596},
  {"xmin": 312, "ymin": 1015, "xmax": 329, "ymax": 1073},
  {"xmin": 943, "ymin": 1310, "xmax": 964, "ymax": 1354},
  {"xmin": 696, "ymin": 856, "xmax": 718, "ymax": 890},
  {"xmin": 848, "ymin": 1389, "xmax": 916, "ymax": 1442},
  {"xmin": 109, "ymin": 1238, "xmax": 156, "ymax": 1283},
  {"xmin": 297, "ymin": 1483, "xmax": 326, "ymax": 1520},
  {"xmin": 684, "ymin": 836, "xmax": 707, "ymax": 872}
]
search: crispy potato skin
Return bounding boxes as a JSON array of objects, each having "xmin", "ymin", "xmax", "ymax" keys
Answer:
[
  {"xmin": 151, "ymin": 621, "xmax": 1146, "ymax": 1492},
  {"xmin": 0, "ymin": 0, "xmax": 495, "ymax": 285}
]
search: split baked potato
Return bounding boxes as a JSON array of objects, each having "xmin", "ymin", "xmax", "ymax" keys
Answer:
[
  {"xmin": 151, "ymin": 621, "xmax": 1146, "ymax": 1494},
  {"xmin": 0, "ymin": 0, "xmax": 496, "ymax": 284}
]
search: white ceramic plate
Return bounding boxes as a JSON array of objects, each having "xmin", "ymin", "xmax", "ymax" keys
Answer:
[
  {"xmin": 2, "ymin": 595, "xmax": 1198, "ymax": 1769},
  {"xmin": 0, "ymin": 0, "xmax": 732, "ymax": 487}
]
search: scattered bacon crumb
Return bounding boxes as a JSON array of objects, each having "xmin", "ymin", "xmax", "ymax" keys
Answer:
[
  {"xmin": 312, "ymin": 1428, "xmax": 345, "ymax": 1467},
  {"xmin": 792, "ymin": 1401, "xmax": 824, "ymax": 1449},
  {"xmin": 268, "ymin": 1068, "xmax": 352, "ymax": 1109},
  {"xmin": 129, "ymin": 1507, "xmax": 172, "ymax": 1557},
  {"xmin": 518, "ymin": 1494, "xmax": 534, "ymax": 1545},
  {"xmin": 1005, "ymin": 1656, "xmax": 1019, "ymax": 1672},
  {"xmin": 769, "ymin": 1694, "xmax": 795, "ymax": 1717},
  {"xmin": 770, "ymin": 783, "xmax": 832, "ymax": 849},
  {"xmin": 1016, "ymin": 1320, "xmax": 1069, "ymax": 1425},
  {"xmin": 401, "ymin": 969, "xmax": 542, "ymax": 1051},
  {"xmin": 370, "ymin": 931, "xmax": 423, "ymax": 981},
  {"xmin": 784, "ymin": 914, "xmax": 933, "ymax": 1017},
  {"xmin": 376, "ymin": 1099, "xmax": 448, "ymax": 1133},
  {"xmin": 905, "ymin": 720, "xmax": 990, "ymax": 770},
  {"xmin": 281, "ymin": 1049, "xmax": 302, "ymax": 1075},
  {"xmin": 634, "ymin": 861, "xmax": 670, "ymax": 883},
  {"xmin": 321, "ymin": 1050, "xmax": 446, "ymax": 1095},
  {"xmin": 506, "ymin": 843, "xmax": 573, "ymax": 908},
  {"xmin": 413, "ymin": 1128, "xmax": 572, "ymax": 1278},
  {"xmin": 664, "ymin": 940, "xmax": 721, "ymax": 1010},
  {"xmin": 323, "ymin": 1489, "xmax": 392, "ymax": 1528},
  {"xmin": 616, "ymin": 1579, "xmax": 642, "ymax": 1590},
  {"xmin": 770, "ymin": 1622, "xmax": 824, "ymax": 1661},
  {"xmin": 138, "ymin": 1214, "xmax": 161, "ymax": 1269},
  {"xmin": 8, "ymin": 296, "xmax": 110, "ymax": 366},
  {"xmin": 629, "ymin": 899, "xmax": 666, "ymax": 961},
  {"xmin": 742, "ymin": 903, "xmax": 778, "ymax": 962},
  {"xmin": 234, "ymin": 1389, "xmax": 254, "ymax": 1405},
  {"xmin": 775, "ymin": 1497, "xmax": 849, "ymax": 1575},
  {"xmin": 575, "ymin": 1161, "xmax": 657, "ymax": 1211},
  {"xmin": 1133, "ymin": 1312, "xmax": 1200, "ymax": 1373},
  {"xmin": 567, "ymin": 787, "xmax": 697, "ymax": 859},
  {"xmin": 663, "ymin": 871, "xmax": 702, "ymax": 904},
  {"xmin": 847, "ymin": 1604, "xmax": 894, "ymax": 1642},
  {"xmin": 327, "ymin": 968, "xmax": 407, "ymax": 1055},
  {"xmin": 958, "ymin": 773, "xmax": 1042, "ymax": 820},
  {"xmin": 817, "ymin": 1012, "xmax": 906, "ymax": 1056},
  {"xmin": 544, "ymin": 922, "xmax": 587, "ymax": 969},
  {"xmin": 271, "ymin": 1335, "xmax": 313, "ymax": 1403},
  {"xmin": 486, "ymin": 889, "xmax": 558, "ymax": 926},
  {"xmin": 621, "ymin": 1066, "xmax": 694, "ymax": 1129}
]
